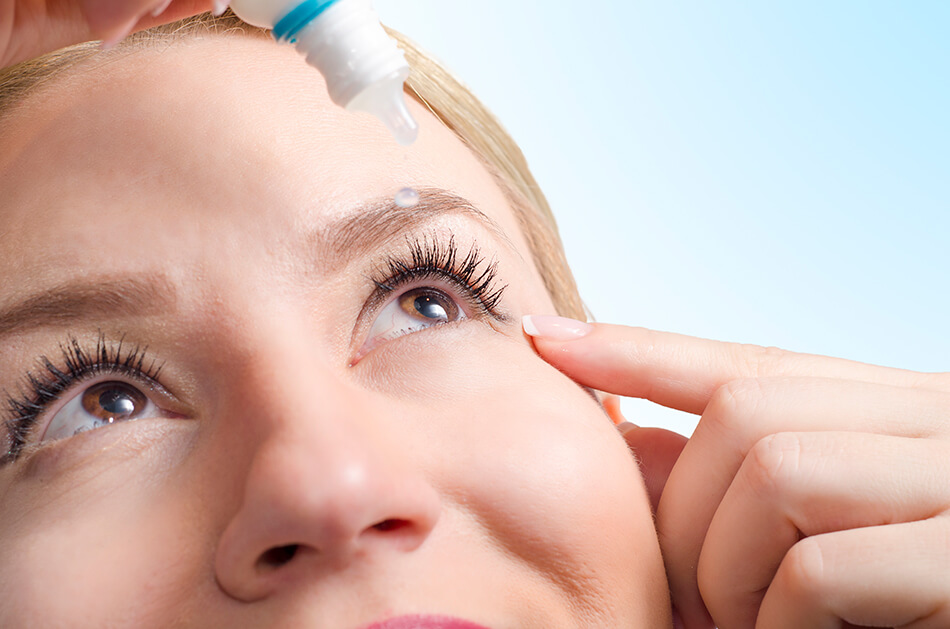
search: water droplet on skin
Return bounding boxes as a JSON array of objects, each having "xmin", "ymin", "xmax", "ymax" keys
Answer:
[{"xmin": 394, "ymin": 187, "xmax": 420, "ymax": 208}]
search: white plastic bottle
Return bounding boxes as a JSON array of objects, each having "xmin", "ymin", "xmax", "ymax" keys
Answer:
[{"xmin": 229, "ymin": 0, "xmax": 419, "ymax": 145}]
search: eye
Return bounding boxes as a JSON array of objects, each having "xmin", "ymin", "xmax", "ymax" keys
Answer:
[
  {"xmin": 398, "ymin": 288, "xmax": 460, "ymax": 323},
  {"xmin": 41, "ymin": 380, "xmax": 160, "ymax": 443},
  {"xmin": 360, "ymin": 286, "xmax": 465, "ymax": 356}
]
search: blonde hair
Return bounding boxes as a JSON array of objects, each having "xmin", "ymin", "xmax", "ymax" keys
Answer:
[{"xmin": 0, "ymin": 12, "xmax": 586, "ymax": 319}]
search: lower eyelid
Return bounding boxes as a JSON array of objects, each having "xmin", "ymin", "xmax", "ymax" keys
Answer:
[
  {"xmin": 351, "ymin": 313, "xmax": 469, "ymax": 366},
  {"xmin": 16, "ymin": 375, "xmax": 176, "ymax": 449},
  {"xmin": 15, "ymin": 418, "xmax": 194, "ymax": 479}
]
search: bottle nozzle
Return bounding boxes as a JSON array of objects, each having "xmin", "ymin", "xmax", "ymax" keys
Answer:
[
  {"xmin": 347, "ymin": 71, "xmax": 419, "ymax": 145},
  {"xmin": 230, "ymin": 0, "xmax": 418, "ymax": 145}
]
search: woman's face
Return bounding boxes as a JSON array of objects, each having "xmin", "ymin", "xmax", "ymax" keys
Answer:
[{"xmin": 0, "ymin": 33, "xmax": 668, "ymax": 627}]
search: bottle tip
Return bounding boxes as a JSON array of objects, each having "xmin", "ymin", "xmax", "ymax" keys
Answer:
[
  {"xmin": 388, "ymin": 108, "xmax": 420, "ymax": 146},
  {"xmin": 348, "ymin": 75, "xmax": 419, "ymax": 146}
]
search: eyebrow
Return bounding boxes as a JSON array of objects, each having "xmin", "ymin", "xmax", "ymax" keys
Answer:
[
  {"xmin": 309, "ymin": 188, "xmax": 515, "ymax": 272},
  {"xmin": 0, "ymin": 188, "xmax": 512, "ymax": 339},
  {"xmin": 0, "ymin": 274, "xmax": 178, "ymax": 338}
]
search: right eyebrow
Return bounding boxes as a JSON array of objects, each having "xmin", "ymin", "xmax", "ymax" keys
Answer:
[{"xmin": 0, "ymin": 274, "xmax": 178, "ymax": 340}]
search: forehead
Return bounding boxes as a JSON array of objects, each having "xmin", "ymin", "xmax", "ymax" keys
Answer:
[{"xmin": 0, "ymin": 33, "xmax": 534, "ymax": 288}]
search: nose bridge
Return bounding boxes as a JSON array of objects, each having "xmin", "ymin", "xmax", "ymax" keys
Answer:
[
  {"xmin": 226, "ymin": 318, "xmax": 407, "ymax": 511},
  {"xmin": 213, "ymin": 297, "xmax": 409, "ymax": 473},
  {"xmin": 214, "ymin": 305, "xmax": 372, "ymax": 450},
  {"xmin": 212, "ymin": 322, "xmax": 441, "ymax": 600},
  {"xmin": 239, "ymin": 334, "xmax": 369, "ymax": 448}
]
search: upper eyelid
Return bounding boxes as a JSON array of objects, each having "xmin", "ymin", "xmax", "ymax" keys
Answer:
[
  {"xmin": 3, "ymin": 369, "xmax": 178, "ymax": 464},
  {"xmin": 32, "ymin": 374, "xmax": 164, "ymax": 440},
  {"xmin": 366, "ymin": 267, "xmax": 486, "ymax": 313},
  {"xmin": 371, "ymin": 239, "xmax": 505, "ymax": 311},
  {"xmin": 1, "ymin": 338, "xmax": 168, "ymax": 462},
  {"xmin": 348, "ymin": 239, "xmax": 509, "ymax": 359},
  {"xmin": 351, "ymin": 270, "xmax": 473, "ymax": 349}
]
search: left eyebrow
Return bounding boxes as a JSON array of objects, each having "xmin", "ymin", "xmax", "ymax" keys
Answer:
[
  {"xmin": 308, "ymin": 187, "xmax": 518, "ymax": 273},
  {"xmin": 0, "ymin": 274, "xmax": 178, "ymax": 340}
]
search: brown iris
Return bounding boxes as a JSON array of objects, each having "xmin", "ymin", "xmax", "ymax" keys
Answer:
[
  {"xmin": 80, "ymin": 382, "xmax": 148, "ymax": 424},
  {"xmin": 398, "ymin": 288, "xmax": 459, "ymax": 323}
]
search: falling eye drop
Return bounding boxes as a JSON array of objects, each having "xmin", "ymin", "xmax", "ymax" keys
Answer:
[{"xmin": 229, "ymin": 0, "xmax": 419, "ymax": 145}]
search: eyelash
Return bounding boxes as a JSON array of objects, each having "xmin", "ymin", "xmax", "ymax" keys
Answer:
[
  {"xmin": 368, "ymin": 235, "xmax": 508, "ymax": 320},
  {"xmin": 1, "ymin": 236, "xmax": 507, "ymax": 463},
  {"xmin": 1, "ymin": 336, "xmax": 163, "ymax": 464}
]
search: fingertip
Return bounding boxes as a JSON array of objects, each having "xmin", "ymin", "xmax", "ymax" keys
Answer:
[
  {"xmin": 522, "ymin": 314, "xmax": 593, "ymax": 342},
  {"xmin": 616, "ymin": 421, "xmax": 638, "ymax": 437},
  {"xmin": 603, "ymin": 394, "xmax": 626, "ymax": 425},
  {"xmin": 98, "ymin": 15, "xmax": 140, "ymax": 49}
]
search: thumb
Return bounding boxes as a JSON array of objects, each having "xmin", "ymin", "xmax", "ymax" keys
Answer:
[{"xmin": 619, "ymin": 423, "xmax": 688, "ymax": 515}]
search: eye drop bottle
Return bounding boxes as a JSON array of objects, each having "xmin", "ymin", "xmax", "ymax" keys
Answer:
[{"xmin": 229, "ymin": 0, "xmax": 419, "ymax": 145}]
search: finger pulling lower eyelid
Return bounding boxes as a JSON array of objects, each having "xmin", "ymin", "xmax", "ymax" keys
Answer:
[{"xmin": 522, "ymin": 315, "xmax": 593, "ymax": 341}]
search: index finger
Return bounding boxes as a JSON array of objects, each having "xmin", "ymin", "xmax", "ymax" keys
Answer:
[{"xmin": 523, "ymin": 316, "xmax": 947, "ymax": 415}]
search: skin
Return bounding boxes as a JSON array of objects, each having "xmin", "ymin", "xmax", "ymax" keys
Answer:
[
  {"xmin": 6, "ymin": 10, "xmax": 948, "ymax": 629},
  {"xmin": 0, "ymin": 34, "xmax": 670, "ymax": 628},
  {"xmin": 528, "ymin": 320, "xmax": 950, "ymax": 629}
]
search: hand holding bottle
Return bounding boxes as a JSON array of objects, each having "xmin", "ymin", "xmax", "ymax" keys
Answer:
[
  {"xmin": 3, "ymin": 0, "xmax": 417, "ymax": 145},
  {"xmin": 0, "ymin": 0, "xmax": 224, "ymax": 68}
]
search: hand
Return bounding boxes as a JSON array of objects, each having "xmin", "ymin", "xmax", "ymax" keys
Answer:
[
  {"xmin": 1, "ymin": 0, "xmax": 222, "ymax": 68},
  {"xmin": 523, "ymin": 315, "xmax": 950, "ymax": 629}
]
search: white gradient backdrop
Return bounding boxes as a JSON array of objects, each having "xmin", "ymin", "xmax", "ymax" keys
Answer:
[{"xmin": 376, "ymin": 0, "xmax": 950, "ymax": 435}]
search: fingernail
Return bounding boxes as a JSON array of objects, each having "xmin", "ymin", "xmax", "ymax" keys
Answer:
[
  {"xmin": 522, "ymin": 315, "xmax": 592, "ymax": 341},
  {"xmin": 212, "ymin": 0, "xmax": 230, "ymax": 16},
  {"xmin": 151, "ymin": 0, "xmax": 173, "ymax": 17},
  {"xmin": 99, "ymin": 16, "xmax": 139, "ymax": 50},
  {"xmin": 616, "ymin": 421, "xmax": 637, "ymax": 437}
]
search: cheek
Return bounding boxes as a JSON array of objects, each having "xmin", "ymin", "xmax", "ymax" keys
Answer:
[
  {"xmin": 0, "ymin": 430, "xmax": 204, "ymax": 626},
  {"xmin": 369, "ymin": 328, "xmax": 665, "ymax": 618},
  {"xmin": 0, "ymin": 499, "xmax": 179, "ymax": 625}
]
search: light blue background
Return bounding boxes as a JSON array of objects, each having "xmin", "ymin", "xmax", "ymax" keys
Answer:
[{"xmin": 376, "ymin": 1, "xmax": 950, "ymax": 434}]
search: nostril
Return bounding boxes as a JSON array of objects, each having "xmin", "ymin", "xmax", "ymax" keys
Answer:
[
  {"xmin": 257, "ymin": 544, "xmax": 299, "ymax": 569},
  {"xmin": 372, "ymin": 518, "xmax": 409, "ymax": 532}
]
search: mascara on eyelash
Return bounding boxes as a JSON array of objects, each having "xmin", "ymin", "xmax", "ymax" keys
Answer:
[
  {"xmin": 371, "ymin": 234, "xmax": 508, "ymax": 319},
  {"xmin": 1, "ymin": 334, "xmax": 162, "ymax": 463}
]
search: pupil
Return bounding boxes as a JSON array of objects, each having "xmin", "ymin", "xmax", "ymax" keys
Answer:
[
  {"xmin": 81, "ymin": 382, "xmax": 147, "ymax": 423},
  {"xmin": 414, "ymin": 295, "xmax": 448, "ymax": 320},
  {"xmin": 98, "ymin": 388, "xmax": 136, "ymax": 418}
]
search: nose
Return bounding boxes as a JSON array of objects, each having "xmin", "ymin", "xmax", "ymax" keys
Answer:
[{"xmin": 213, "ymin": 357, "xmax": 441, "ymax": 601}]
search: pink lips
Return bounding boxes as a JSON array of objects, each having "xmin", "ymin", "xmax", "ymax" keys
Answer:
[{"xmin": 362, "ymin": 615, "xmax": 491, "ymax": 629}]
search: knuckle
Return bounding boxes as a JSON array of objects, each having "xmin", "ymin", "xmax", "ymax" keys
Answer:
[
  {"xmin": 743, "ymin": 343, "xmax": 789, "ymax": 378},
  {"xmin": 703, "ymin": 378, "xmax": 766, "ymax": 437},
  {"xmin": 745, "ymin": 432, "xmax": 803, "ymax": 495},
  {"xmin": 776, "ymin": 536, "xmax": 826, "ymax": 599}
]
